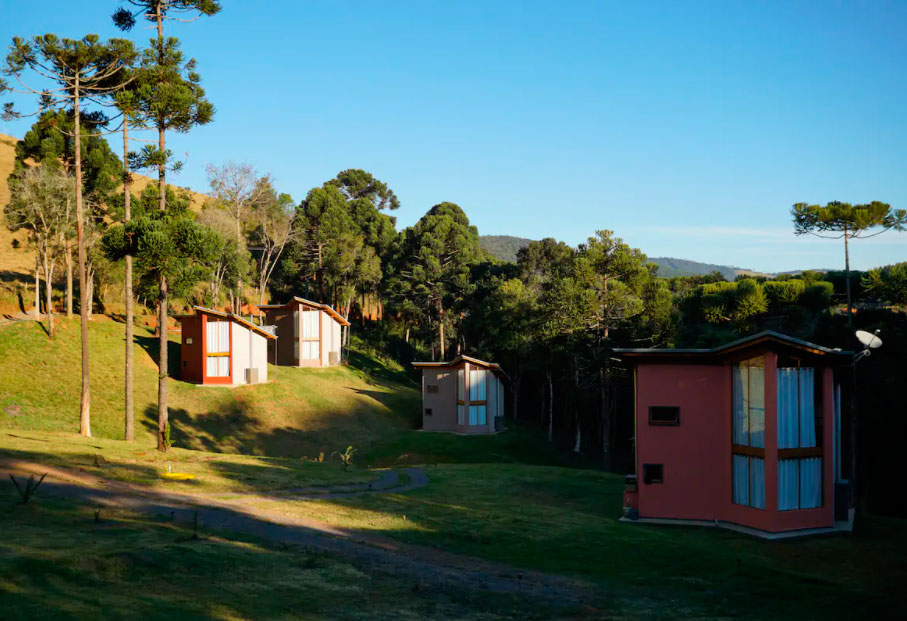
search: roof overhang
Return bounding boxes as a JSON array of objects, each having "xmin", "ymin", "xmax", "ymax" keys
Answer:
[
  {"xmin": 258, "ymin": 296, "xmax": 351, "ymax": 327},
  {"xmin": 412, "ymin": 355, "xmax": 504, "ymax": 374},
  {"xmin": 614, "ymin": 331, "xmax": 853, "ymax": 365},
  {"xmin": 176, "ymin": 306, "xmax": 277, "ymax": 340}
]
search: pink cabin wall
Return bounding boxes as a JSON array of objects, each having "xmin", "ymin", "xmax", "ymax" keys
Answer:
[
  {"xmin": 635, "ymin": 351, "xmax": 837, "ymax": 533},
  {"xmin": 635, "ymin": 363, "xmax": 729, "ymax": 521}
]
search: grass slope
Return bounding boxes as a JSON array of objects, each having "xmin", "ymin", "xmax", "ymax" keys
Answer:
[
  {"xmin": 0, "ymin": 495, "xmax": 551, "ymax": 620},
  {"xmin": 251, "ymin": 464, "xmax": 907, "ymax": 620},
  {"xmin": 0, "ymin": 316, "xmax": 421, "ymax": 461}
]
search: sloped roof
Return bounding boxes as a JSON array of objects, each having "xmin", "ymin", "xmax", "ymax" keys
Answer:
[
  {"xmin": 614, "ymin": 330, "xmax": 852, "ymax": 362},
  {"xmin": 258, "ymin": 297, "xmax": 351, "ymax": 327},
  {"xmin": 175, "ymin": 306, "xmax": 277, "ymax": 340},
  {"xmin": 412, "ymin": 355, "xmax": 503, "ymax": 373}
]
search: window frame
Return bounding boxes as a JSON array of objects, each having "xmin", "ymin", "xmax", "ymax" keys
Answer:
[{"xmin": 732, "ymin": 356, "xmax": 766, "ymax": 510}]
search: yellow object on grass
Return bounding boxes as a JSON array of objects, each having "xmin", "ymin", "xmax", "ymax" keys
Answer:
[{"xmin": 161, "ymin": 472, "xmax": 195, "ymax": 481}]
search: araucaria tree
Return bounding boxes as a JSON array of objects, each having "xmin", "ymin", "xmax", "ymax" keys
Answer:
[
  {"xmin": 388, "ymin": 202, "xmax": 481, "ymax": 360},
  {"xmin": 2, "ymin": 34, "xmax": 136, "ymax": 438},
  {"xmin": 14, "ymin": 110, "xmax": 123, "ymax": 318},
  {"xmin": 5, "ymin": 167, "xmax": 76, "ymax": 338},
  {"xmin": 103, "ymin": 211, "xmax": 221, "ymax": 450},
  {"xmin": 113, "ymin": 0, "xmax": 218, "ymax": 450},
  {"xmin": 792, "ymin": 201, "xmax": 907, "ymax": 318}
]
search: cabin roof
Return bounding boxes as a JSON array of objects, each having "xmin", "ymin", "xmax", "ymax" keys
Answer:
[
  {"xmin": 258, "ymin": 297, "xmax": 351, "ymax": 326},
  {"xmin": 175, "ymin": 306, "xmax": 277, "ymax": 340},
  {"xmin": 613, "ymin": 330, "xmax": 852, "ymax": 363},
  {"xmin": 412, "ymin": 355, "xmax": 504, "ymax": 373}
]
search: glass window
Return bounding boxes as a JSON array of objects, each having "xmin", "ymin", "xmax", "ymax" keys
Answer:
[
  {"xmin": 733, "ymin": 356, "xmax": 764, "ymax": 448},
  {"xmin": 457, "ymin": 369, "xmax": 465, "ymax": 401},
  {"xmin": 469, "ymin": 369, "xmax": 486, "ymax": 401},
  {"xmin": 777, "ymin": 366, "xmax": 823, "ymax": 510}
]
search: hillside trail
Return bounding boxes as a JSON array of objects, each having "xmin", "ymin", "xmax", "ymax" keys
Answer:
[{"xmin": 1, "ymin": 458, "xmax": 599, "ymax": 606}]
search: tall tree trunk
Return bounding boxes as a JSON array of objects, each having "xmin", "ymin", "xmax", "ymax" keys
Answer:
[
  {"xmin": 33, "ymin": 255, "xmax": 40, "ymax": 321},
  {"xmin": 157, "ymin": 277, "xmax": 169, "ymax": 451},
  {"xmin": 844, "ymin": 225, "xmax": 853, "ymax": 323},
  {"xmin": 65, "ymin": 240, "xmax": 73, "ymax": 318},
  {"xmin": 438, "ymin": 299, "xmax": 446, "ymax": 360},
  {"xmin": 547, "ymin": 369, "xmax": 554, "ymax": 443},
  {"xmin": 123, "ymin": 121, "xmax": 135, "ymax": 442},
  {"xmin": 573, "ymin": 362, "xmax": 581, "ymax": 453},
  {"xmin": 155, "ymin": 4, "xmax": 169, "ymax": 450},
  {"xmin": 86, "ymin": 269, "xmax": 94, "ymax": 320},
  {"xmin": 404, "ymin": 325, "xmax": 410, "ymax": 344},
  {"xmin": 74, "ymin": 81, "xmax": 91, "ymax": 438},
  {"xmin": 43, "ymin": 251, "xmax": 54, "ymax": 338},
  {"xmin": 600, "ymin": 368, "xmax": 613, "ymax": 471}
]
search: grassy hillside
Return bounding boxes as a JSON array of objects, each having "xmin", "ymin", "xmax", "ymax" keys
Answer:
[
  {"xmin": 479, "ymin": 234, "xmax": 533, "ymax": 263},
  {"xmin": 650, "ymin": 256, "xmax": 745, "ymax": 279},
  {"xmin": 0, "ymin": 316, "xmax": 421, "ymax": 459},
  {"xmin": 0, "ymin": 132, "xmax": 210, "ymax": 314},
  {"xmin": 0, "ymin": 316, "xmax": 569, "ymax": 467}
]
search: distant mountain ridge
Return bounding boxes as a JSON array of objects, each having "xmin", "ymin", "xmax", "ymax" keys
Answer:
[
  {"xmin": 479, "ymin": 235, "xmax": 533, "ymax": 263},
  {"xmin": 478, "ymin": 235, "xmax": 770, "ymax": 279}
]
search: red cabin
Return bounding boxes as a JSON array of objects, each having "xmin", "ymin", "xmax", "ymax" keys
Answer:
[
  {"xmin": 615, "ymin": 331, "xmax": 852, "ymax": 538},
  {"xmin": 176, "ymin": 307, "xmax": 276, "ymax": 386}
]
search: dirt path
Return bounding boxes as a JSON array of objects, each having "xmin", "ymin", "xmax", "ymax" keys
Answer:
[{"xmin": 2, "ymin": 459, "xmax": 596, "ymax": 605}]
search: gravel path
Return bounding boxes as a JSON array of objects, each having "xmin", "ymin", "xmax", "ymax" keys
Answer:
[{"xmin": 2, "ymin": 460, "xmax": 595, "ymax": 605}]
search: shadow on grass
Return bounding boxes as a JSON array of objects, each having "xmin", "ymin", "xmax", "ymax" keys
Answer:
[{"xmin": 134, "ymin": 333, "xmax": 182, "ymax": 378}]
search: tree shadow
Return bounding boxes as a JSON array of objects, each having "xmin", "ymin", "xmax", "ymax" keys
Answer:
[{"xmin": 134, "ymin": 333, "xmax": 181, "ymax": 377}]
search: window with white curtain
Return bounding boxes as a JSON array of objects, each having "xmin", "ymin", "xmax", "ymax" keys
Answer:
[
  {"xmin": 777, "ymin": 366, "xmax": 822, "ymax": 510},
  {"xmin": 299, "ymin": 310, "xmax": 319, "ymax": 360},
  {"xmin": 205, "ymin": 320, "xmax": 230, "ymax": 377},
  {"xmin": 732, "ymin": 356, "xmax": 765, "ymax": 509},
  {"xmin": 457, "ymin": 369, "xmax": 465, "ymax": 401}
]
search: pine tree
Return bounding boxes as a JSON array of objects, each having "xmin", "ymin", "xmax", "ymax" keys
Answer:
[
  {"xmin": 113, "ymin": 0, "xmax": 218, "ymax": 451},
  {"xmin": 2, "ymin": 34, "xmax": 136, "ymax": 438}
]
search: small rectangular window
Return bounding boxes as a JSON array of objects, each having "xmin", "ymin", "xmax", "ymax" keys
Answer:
[
  {"xmin": 649, "ymin": 406, "xmax": 680, "ymax": 426},
  {"xmin": 642, "ymin": 463, "xmax": 663, "ymax": 485},
  {"xmin": 426, "ymin": 385, "xmax": 439, "ymax": 394},
  {"xmin": 424, "ymin": 408, "xmax": 432, "ymax": 416}
]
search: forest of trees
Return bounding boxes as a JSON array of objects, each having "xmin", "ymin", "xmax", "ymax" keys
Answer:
[{"xmin": 3, "ymin": 1, "xmax": 907, "ymax": 516}]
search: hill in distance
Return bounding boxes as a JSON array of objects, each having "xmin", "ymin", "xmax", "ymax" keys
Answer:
[
  {"xmin": 479, "ymin": 235, "xmax": 533, "ymax": 263},
  {"xmin": 479, "ymin": 235, "xmax": 762, "ymax": 279}
]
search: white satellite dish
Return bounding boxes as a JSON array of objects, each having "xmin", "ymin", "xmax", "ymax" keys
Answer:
[{"xmin": 856, "ymin": 330, "xmax": 882, "ymax": 349}]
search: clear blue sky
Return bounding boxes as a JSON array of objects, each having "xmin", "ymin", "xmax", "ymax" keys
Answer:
[{"xmin": 3, "ymin": 1, "xmax": 906, "ymax": 272}]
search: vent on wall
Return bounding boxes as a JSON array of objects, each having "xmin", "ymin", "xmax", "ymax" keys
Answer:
[{"xmin": 642, "ymin": 463, "xmax": 664, "ymax": 485}]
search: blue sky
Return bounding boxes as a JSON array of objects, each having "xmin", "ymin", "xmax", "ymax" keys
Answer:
[{"xmin": 2, "ymin": 0, "xmax": 906, "ymax": 272}]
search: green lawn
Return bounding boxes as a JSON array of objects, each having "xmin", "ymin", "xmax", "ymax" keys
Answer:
[
  {"xmin": 0, "ymin": 495, "xmax": 562, "ymax": 620},
  {"xmin": 0, "ymin": 431, "xmax": 378, "ymax": 493},
  {"xmin": 0, "ymin": 317, "xmax": 422, "ymax": 461},
  {"xmin": 249, "ymin": 464, "xmax": 907, "ymax": 620}
]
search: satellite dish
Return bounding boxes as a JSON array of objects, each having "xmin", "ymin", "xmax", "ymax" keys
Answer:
[{"xmin": 856, "ymin": 330, "xmax": 882, "ymax": 349}]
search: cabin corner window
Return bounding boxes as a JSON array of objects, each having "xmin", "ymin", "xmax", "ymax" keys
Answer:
[
  {"xmin": 732, "ymin": 356, "xmax": 765, "ymax": 509},
  {"xmin": 205, "ymin": 320, "xmax": 230, "ymax": 377},
  {"xmin": 777, "ymin": 366, "xmax": 822, "ymax": 510},
  {"xmin": 300, "ymin": 310, "xmax": 319, "ymax": 360},
  {"xmin": 468, "ymin": 369, "xmax": 487, "ymax": 426},
  {"xmin": 649, "ymin": 406, "xmax": 680, "ymax": 426}
]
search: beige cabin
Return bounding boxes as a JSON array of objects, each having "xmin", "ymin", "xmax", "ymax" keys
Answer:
[
  {"xmin": 259, "ymin": 297, "xmax": 350, "ymax": 367},
  {"xmin": 412, "ymin": 356, "xmax": 506, "ymax": 434}
]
